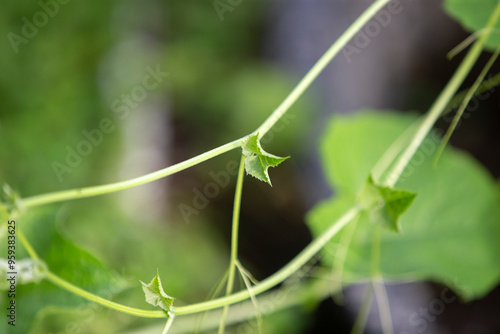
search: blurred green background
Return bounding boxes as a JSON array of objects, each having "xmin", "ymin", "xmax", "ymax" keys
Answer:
[{"xmin": 1, "ymin": 1, "xmax": 500, "ymax": 333}]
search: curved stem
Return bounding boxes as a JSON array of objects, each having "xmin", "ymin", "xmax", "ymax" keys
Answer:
[
  {"xmin": 350, "ymin": 283, "xmax": 374, "ymax": 334},
  {"xmin": 20, "ymin": 0, "xmax": 392, "ymax": 209},
  {"xmin": 370, "ymin": 226, "xmax": 381, "ymax": 278},
  {"xmin": 16, "ymin": 204, "xmax": 358, "ymax": 319},
  {"xmin": 162, "ymin": 315, "xmax": 175, "ymax": 334},
  {"xmin": 370, "ymin": 227, "xmax": 393, "ymax": 334},
  {"xmin": 255, "ymin": 0, "xmax": 392, "ymax": 138},
  {"xmin": 17, "ymin": 229, "xmax": 40, "ymax": 262},
  {"xmin": 444, "ymin": 71, "xmax": 500, "ymax": 113},
  {"xmin": 17, "ymin": 224, "xmax": 165, "ymax": 318},
  {"xmin": 218, "ymin": 155, "xmax": 246, "ymax": 334},
  {"xmin": 174, "ymin": 205, "xmax": 361, "ymax": 316},
  {"xmin": 21, "ymin": 138, "xmax": 243, "ymax": 209},
  {"xmin": 45, "ymin": 271, "xmax": 166, "ymax": 318},
  {"xmin": 330, "ymin": 212, "xmax": 360, "ymax": 304},
  {"xmin": 434, "ymin": 46, "xmax": 500, "ymax": 166},
  {"xmin": 12, "ymin": 0, "xmax": 411, "ymax": 322},
  {"xmin": 236, "ymin": 261, "xmax": 263, "ymax": 334},
  {"xmin": 383, "ymin": 1, "xmax": 500, "ymax": 187}
]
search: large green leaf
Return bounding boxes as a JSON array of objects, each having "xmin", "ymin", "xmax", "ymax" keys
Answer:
[
  {"xmin": 444, "ymin": 0, "xmax": 500, "ymax": 50},
  {"xmin": 307, "ymin": 111, "xmax": 500, "ymax": 300}
]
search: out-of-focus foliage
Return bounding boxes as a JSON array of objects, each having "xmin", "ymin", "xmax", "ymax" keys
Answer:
[{"xmin": 307, "ymin": 111, "xmax": 500, "ymax": 300}]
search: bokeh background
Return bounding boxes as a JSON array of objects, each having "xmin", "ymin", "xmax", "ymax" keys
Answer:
[{"xmin": 1, "ymin": 0, "xmax": 499, "ymax": 333}]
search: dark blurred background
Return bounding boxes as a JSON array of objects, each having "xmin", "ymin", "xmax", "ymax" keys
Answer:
[{"xmin": 1, "ymin": 0, "xmax": 499, "ymax": 333}]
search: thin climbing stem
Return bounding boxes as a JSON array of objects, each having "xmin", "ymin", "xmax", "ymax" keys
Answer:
[
  {"xmin": 21, "ymin": 138, "xmax": 244, "ymax": 209},
  {"xmin": 370, "ymin": 227, "xmax": 393, "ymax": 334},
  {"xmin": 370, "ymin": 226, "xmax": 382, "ymax": 278},
  {"xmin": 218, "ymin": 155, "xmax": 246, "ymax": 334},
  {"xmin": 236, "ymin": 260, "xmax": 263, "ymax": 334},
  {"xmin": 373, "ymin": 68, "xmax": 500, "ymax": 181},
  {"xmin": 16, "ymin": 205, "xmax": 358, "ymax": 318},
  {"xmin": 174, "ymin": 205, "xmax": 361, "ymax": 316},
  {"xmin": 434, "ymin": 46, "xmax": 500, "ymax": 166},
  {"xmin": 331, "ymin": 212, "xmax": 360, "ymax": 304},
  {"xmin": 45, "ymin": 271, "xmax": 166, "ymax": 318},
  {"xmin": 444, "ymin": 71, "xmax": 500, "ymax": 112},
  {"xmin": 350, "ymin": 283, "xmax": 374, "ymax": 334},
  {"xmin": 162, "ymin": 315, "xmax": 175, "ymax": 334},
  {"xmin": 17, "ymin": 226, "xmax": 166, "ymax": 318},
  {"xmin": 17, "ymin": 229, "xmax": 40, "ymax": 262},
  {"xmin": 20, "ymin": 0, "xmax": 393, "ymax": 210},
  {"xmin": 11, "ymin": 0, "xmax": 465, "ymax": 325},
  {"xmin": 373, "ymin": 278, "xmax": 393, "ymax": 334},
  {"xmin": 255, "ymin": 0, "xmax": 392, "ymax": 139},
  {"xmin": 383, "ymin": 0, "xmax": 500, "ymax": 187}
]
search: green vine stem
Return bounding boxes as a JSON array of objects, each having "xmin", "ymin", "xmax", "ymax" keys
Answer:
[
  {"xmin": 255, "ymin": 0, "xmax": 391, "ymax": 138},
  {"xmin": 373, "ymin": 68, "xmax": 500, "ymax": 181},
  {"xmin": 17, "ymin": 204, "xmax": 358, "ymax": 319},
  {"xmin": 12, "ymin": 0, "xmax": 421, "ymax": 322},
  {"xmin": 17, "ymin": 224, "xmax": 167, "ymax": 318},
  {"xmin": 21, "ymin": 138, "xmax": 243, "ymax": 209},
  {"xmin": 218, "ymin": 155, "xmax": 246, "ymax": 334},
  {"xmin": 162, "ymin": 267, "xmax": 339, "ymax": 333},
  {"xmin": 330, "ymin": 212, "xmax": 360, "ymax": 304},
  {"xmin": 350, "ymin": 283, "xmax": 374, "ymax": 334},
  {"xmin": 383, "ymin": 0, "xmax": 500, "ymax": 187},
  {"xmin": 46, "ymin": 271, "xmax": 166, "ymax": 318},
  {"xmin": 236, "ymin": 260, "xmax": 263, "ymax": 333},
  {"xmin": 444, "ymin": 71, "xmax": 500, "ymax": 112},
  {"xmin": 17, "ymin": 229, "xmax": 40, "ymax": 262},
  {"xmin": 434, "ymin": 46, "xmax": 500, "ymax": 166},
  {"xmin": 370, "ymin": 227, "xmax": 393, "ymax": 334},
  {"xmin": 174, "ymin": 205, "xmax": 361, "ymax": 316},
  {"xmin": 373, "ymin": 278, "xmax": 393, "ymax": 334},
  {"xmin": 161, "ymin": 315, "xmax": 175, "ymax": 334},
  {"xmin": 19, "ymin": 0, "xmax": 392, "ymax": 211}
]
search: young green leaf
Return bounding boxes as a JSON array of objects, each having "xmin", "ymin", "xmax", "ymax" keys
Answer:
[
  {"xmin": 141, "ymin": 270, "xmax": 175, "ymax": 316},
  {"xmin": 358, "ymin": 175, "xmax": 417, "ymax": 232},
  {"xmin": 242, "ymin": 134, "xmax": 289, "ymax": 186}
]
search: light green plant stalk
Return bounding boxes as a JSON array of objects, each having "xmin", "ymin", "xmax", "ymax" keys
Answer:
[
  {"xmin": 350, "ymin": 283, "xmax": 374, "ymax": 334},
  {"xmin": 434, "ymin": 46, "xmax": 500, "ymax": 166},
  {"xmin": 236, "ymin": 260, "xmax": 263, "ymax": 334},
  {"xmin": 255, "ymin": 0, "xmax": 391, "ymax": 138},
  {"xmin": 444, "ymin": 71, "xmax": 500, "ymax": 111},
  {"xmin": 174, "ymin": 205, "xmax": 361, "ymax": 316},
  {"xmin": 218, "ymin": 155, "xmax": 246, "ymax": 334},
  {"xmin": 14, "ymin": 0, "xmax": 389, "ymax": 319},
  {"xmin": 17, "ymin": 228, "xmax": 166, "ymax": 318},
  {"xmin": 19, "ymin": 0, "xmax": 392, "ymax": 211},
  {"xmin": 355, "ymin": 7, "xmax": 500, "ymax": 332},
  {"xmin": 383, "ymin": 1, "xmax": 500, "ymax": 187},
  {"xmin": 16, "ymin": 0, "xmax": 484, "ymax": 326},
  {"xmin": 16, "ymin": 201, "xmax": 359, "ymax": 319},
  {"xmin": 21, "ymin": 138, "xmax": 243, "ymax": 208},
  {"xmin": 370, "ymin": 227, "xmax": 393, "ymax": 334},
  {"xmin": 330, "ymin": 212, "xmax": 360, "ymax": 304},
  {"xmin": 162, "ymin": 316, "xmax": 175, "ymax": 334}
]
